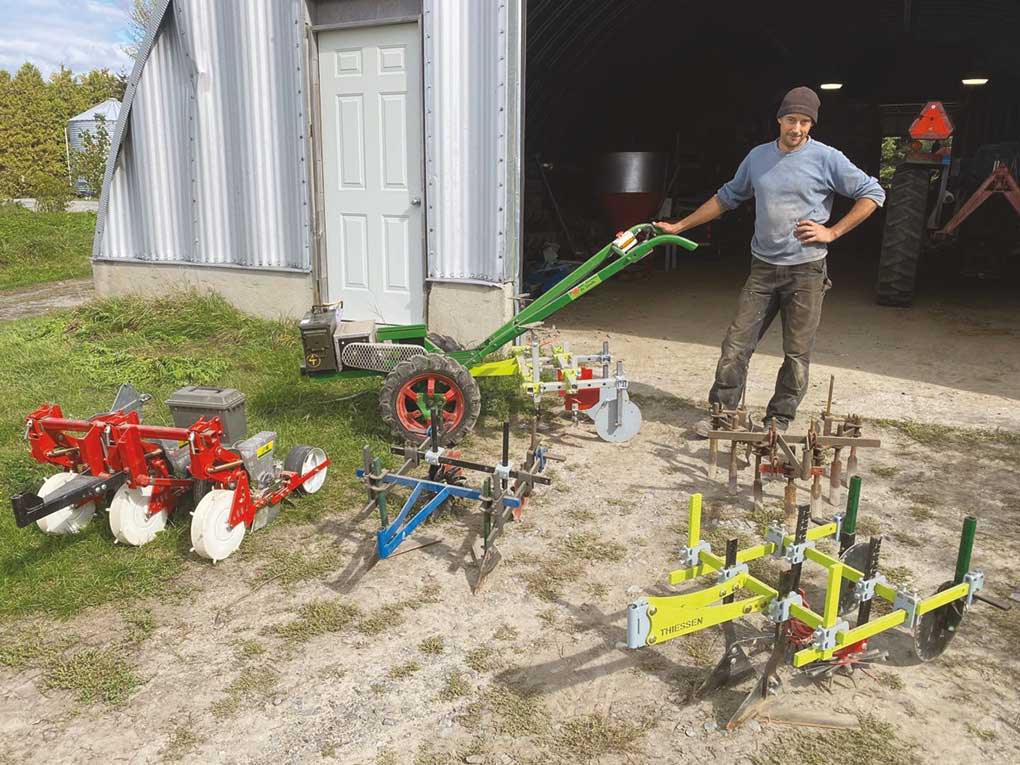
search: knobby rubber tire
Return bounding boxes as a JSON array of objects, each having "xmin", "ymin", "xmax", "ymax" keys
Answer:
[
  {"xmin": 379, "ymin": 353, "xmax": 481, "ymax": 445},
  {"xmin": 876, "ymin": 164, "xmax": 931, "ymax": 307}
]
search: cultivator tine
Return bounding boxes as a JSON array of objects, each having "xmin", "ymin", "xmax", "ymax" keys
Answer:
[
  {"xmin": 856, "ymin": 536, "xmax": 883, "ymax": 626},
  {"xmin": 783, "ymin": 477, "xmax": 797, "ymax": 527},
  {"xmin": 697, "ymin": 539, "xmax": 756, "ymax": 697},
  {"xmin": 752, "ymin": 453, "xmax": 764, "ymax": 511},
  {"xmin": 728, "ymin": 442, "xmax": 739, "ymax": 495},
  {"xmin": 728, "ymin": 505, "xmax": 811, "ymax": 730},
  {"xmin": 829, "ymin": 423, "xmax": 845, "ymax": 506}
]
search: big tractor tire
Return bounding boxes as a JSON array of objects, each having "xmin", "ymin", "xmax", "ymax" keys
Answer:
[
  {"xmin": 380, "ymin": 353, "xmax": 481, "ymax": 445},
  {"xmin": 876, "ymin": 164, "xmax": 931, "ymax": 307}
]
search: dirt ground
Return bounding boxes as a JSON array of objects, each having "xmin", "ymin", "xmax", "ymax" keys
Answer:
[
  {"xmin": 0, "ymin": 278, "xmax": 95, "ymax": 321},
  {"xmin": 2, "ymin": 261, "xmax": 1019, "ymax": 764}
]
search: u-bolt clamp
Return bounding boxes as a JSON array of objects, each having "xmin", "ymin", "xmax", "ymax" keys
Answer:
[
  {"xmin": 679, "ymin": 540, "xmax": 711, "ymax": 569},
  {"xmin": 424, "ymin": 447, "xmax": 445, "ymax": 466}
]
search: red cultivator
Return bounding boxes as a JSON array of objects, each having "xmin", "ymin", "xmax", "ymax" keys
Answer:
[{"xmin": 11, "ymin": 385, "xmax": 329, "ymax": 562}]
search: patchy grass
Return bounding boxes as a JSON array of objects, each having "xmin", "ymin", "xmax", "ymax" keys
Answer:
[
  {"xmin": 874, "ymin": 418, "xmax": 1020, "ymax": 464},
  {"xmin": 881, "ymin": 565, "xmax": 914, "ymax": 589},
  {"xmin": 746, "ymin": 503, "xmax": 785, "ymax": 537},
  {"xmin": 870, "ymin": 465, "xmax": 900, "ymax": 478},
  {"xmin": 488, "ymin": 684, "xmax": 548, "ymax": 736},
  {"xmin": 438, "ymin": 670, "xmax": 471, "ymax": 701},
  {"xmin": 161, "ymin": 719, "xmax": 202, "ymax": 760},
  {"xmin": 387, "ymin": 660, "xmax": 421, "ymax": 680},
  {"xmin": 553, "ymin": 713, "xmax": 650, "ymax": 762},
  {"xmin": 418, "ymin": 636, "xmax": 445, "ymax": 655},
  {"xmin": 561, "ymin": 532, "xmax": 626, "ymax": 562},
  {"xmin": 752, "ymin": 714, "xmax": 916, "ymax": 765},
  {"xmin": 0, "ymin": 632, "xmax": 74, "ymax": 669},
  {"xmin": 856, "ymin": 515, "xmax": 882, "ymax": 537},
  {"xmin": 375, "ymin": 750, "xmax": 399, "ymax": 765},
  {"xmin": 357, "ymin": 582, "xmax": 442, "ymax": 636},
  {"xmin": 0, "ymin": 292, "xmax": 393, "ymax": 619},
  {"xmin": 492, "ymin": 624, "xmax": 518, "ymax": 642},
  {"xmin": 465, "ymin": 646, "xmax": 500, "ymax": 673},
  {"xmin": 211, "ymin": 667, "xmax": 279, "ymax": 719},
  {"xmin": 252, "ymin": 547, "xmax": 340, "ymax": 588},
  {"xmin": 44, "ymin": 648, "xmax": 141, "ymax": 705},
  {"xmin": 234, "ymin": 640, "xmax": 266, "ymax": 661},
  {"xmin": 273, "ymin": 599, "xmax": 362, "ymax": 643},
  {"xmin": 123, "ymin": 607, "xmax": 156, "ymax": 642},
  {"xmin": 876, "ymin": 671, "xmax": 905, "ymax": 691},
  {"xmin": 0, "ymin": 207, "xmax": 95, "ymax": 291},
  {"xmin": 584, "ymin": 581, "xmax": 609, "ymax": 600},
  {"xmin": 965, "ymin": 722, "xmax": 998, "ymax": 741},
  {"xmin": 909, "ymin": 506, "xmax": 935, "ymax": 521}
]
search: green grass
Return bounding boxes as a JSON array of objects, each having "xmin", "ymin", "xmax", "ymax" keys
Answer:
[
  {"xmin": 0, "ymin": 292, "xmax": 395, "ymax": 621},
  {"xmin": 210, "ymin": 666, "xmax": 279, "ymax": 718},
  {"xmin": 0, "ymin": 292, "xmax": 522, "ymax": 622},
  {"xmin": 553, "ymin": 713, "xmax": 650, "ymax": 762},
  {"xmin": 752, "ymin": 714, "xmax": 916, "ymax": 765},
  {"xmin": 437, "ymin": 670, "xmax": 471, "ymax": 701},
  {"xmin": 44, "ymin": 647, "xmax": 142, "ymax": 705},
  {"xmin": 419, "ymin": 636, "xmax": 445, "ymax": 655},
  {"xmin": 0, "ymin": 207, "xmax": 96, "ymax": 291}
]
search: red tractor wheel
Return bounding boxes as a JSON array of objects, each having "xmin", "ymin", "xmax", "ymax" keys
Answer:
[{"xmin": 380, "ymin": 354, "xmax": 481, "ymax": 444}]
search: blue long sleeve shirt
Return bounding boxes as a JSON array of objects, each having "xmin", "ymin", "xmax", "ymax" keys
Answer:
[{"xmin": 716, "ymin": 138, "xmax": 886, "ymax": 266}]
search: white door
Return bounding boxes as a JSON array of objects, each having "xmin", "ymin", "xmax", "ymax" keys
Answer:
[{"xmin": 318, "ymin": 23, "xmax": 424, "ymax": 324}]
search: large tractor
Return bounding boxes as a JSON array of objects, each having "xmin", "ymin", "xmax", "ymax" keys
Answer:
[{"xmin": 876, "ymin": 101, "xmax": 1020, "ymax": 306}]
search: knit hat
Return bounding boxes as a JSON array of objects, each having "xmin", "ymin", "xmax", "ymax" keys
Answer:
[{"xmin": 777, "ymin": 86, "xmax": 821, "ymax": 124}]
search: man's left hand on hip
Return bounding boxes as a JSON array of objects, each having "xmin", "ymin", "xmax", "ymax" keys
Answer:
[{"xmin": 794, "ymin": 220, "xmax": 837, "ymax": 244}]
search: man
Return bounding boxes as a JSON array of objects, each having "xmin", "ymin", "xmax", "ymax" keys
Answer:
[{"xmin": 655, "ymin": 86, "xmax": 885, "ymax": 434}]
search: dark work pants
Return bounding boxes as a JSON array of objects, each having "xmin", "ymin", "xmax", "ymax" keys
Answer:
[{"xmin": 708, "ymin": 256, "xmax": 831, "ymax": 426}]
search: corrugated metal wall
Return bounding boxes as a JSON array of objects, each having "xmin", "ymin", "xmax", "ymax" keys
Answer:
[
  {"xmin": 423, "ymin": 0, "xmax": 522, "ymax": 284},
  {"xmin": 95, "ymin": 0, "xmax": 312, "ymax": 270}
]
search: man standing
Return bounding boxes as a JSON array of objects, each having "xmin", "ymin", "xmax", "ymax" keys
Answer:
[{"xmin": 655, "ymin": 86, "xmax": 885, "ymax": 433}]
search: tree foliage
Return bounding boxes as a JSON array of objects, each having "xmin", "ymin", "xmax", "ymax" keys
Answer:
[
  {"xmin": 0, "ymin": 64, "xmax": 124, "ymax": 202},
  {"xmin": 124, "ymin": 0, "xmax": 161, "ymax": 60},
  {"xmin": 70, "ymin": 115, "xmax": 111, "ymax": 199}
]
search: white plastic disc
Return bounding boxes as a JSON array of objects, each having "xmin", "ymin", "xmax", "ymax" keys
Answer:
[
  {"xmin": 593, "ymin": 398, "xmax": 643, "ymax": 443},
  {"xmin": 35, "ymin": 472, "xmax": 96, "ymax": 535},
  {"xmin": 299, "ymin": 447, "xmax": 328, "ymax": 494},
  {"xmin": 109, "ymin": 485, "xmax": 167, "ymax": 546},
  {"xmin": 190, "ymin": 489, "xmax": 245, "ymax": 562}
]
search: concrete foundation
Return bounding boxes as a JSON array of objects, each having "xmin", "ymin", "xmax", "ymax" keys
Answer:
[
  {"xmin": 427, "ymin": 281, "xmax": 515, "ymax": 347},
  {"xmin": 91, "ymin": 261, "xmax": 315, "ymax": 320}
]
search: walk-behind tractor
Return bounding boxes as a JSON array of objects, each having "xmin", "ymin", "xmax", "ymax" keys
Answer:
[
  {"xmin": 357, "ymin": 408, "xmax": 551, "ymax": 591},
  {"xmin": 300, "ymin": 224, "xmax": 697, "ymax": 444},
  {"xmin": 626, "ymin": 482, "xmax": 1010, "ymax": 729},
  {"xmin": 10, "ymin": 384, "xmax": 329, "ymax": 562}
]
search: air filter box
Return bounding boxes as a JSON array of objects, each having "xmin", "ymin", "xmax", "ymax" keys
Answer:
[{"xmin": 165, "ymin": 386, "xmax": 247, "ymax": 443}]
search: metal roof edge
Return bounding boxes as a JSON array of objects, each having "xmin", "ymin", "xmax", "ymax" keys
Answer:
[{"xmin": 92, "ymin": 0, "xmax": 175, "ymax": 262}]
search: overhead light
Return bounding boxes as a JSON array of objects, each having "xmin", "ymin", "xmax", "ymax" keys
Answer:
[
  {"xmin": 819, "ymin": 82, "xmax": 843, "ymax": 91},
  {"xmin": 961, "ymin": 77, "xmax": 989, "ymax": 86}
]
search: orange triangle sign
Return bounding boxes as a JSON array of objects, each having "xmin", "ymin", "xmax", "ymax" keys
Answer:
[{"xmin": 909, "ymin": 101, "xmax": 954, "ymax": 140}]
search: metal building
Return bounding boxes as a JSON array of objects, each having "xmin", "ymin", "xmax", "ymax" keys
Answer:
[
  {"xmin": 67, "ymin": 99, "xmax": 122, "ymax": 196},
  {"xmin": 94, "ymin": 0, "xmax": 522, "ymax": 340}
]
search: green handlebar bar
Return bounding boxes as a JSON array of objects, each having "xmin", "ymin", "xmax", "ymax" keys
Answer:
[
  {"xmin": 954, "ymin": 515, "xmax": 977, "ymax": 585},
  {"xmin": 460, "ymin": 223, "xmax": 698, "ymax": 365}
]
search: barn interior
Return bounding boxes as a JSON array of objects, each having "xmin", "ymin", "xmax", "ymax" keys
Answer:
[{"xmin": 521, "ymin": 0, "xmax": 1020, "ymax": 313}]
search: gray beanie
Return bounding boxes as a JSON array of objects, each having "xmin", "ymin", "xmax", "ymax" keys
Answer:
[{"xmin": 777, "ymin": 86, "xmax": 820, "ymax": 123}]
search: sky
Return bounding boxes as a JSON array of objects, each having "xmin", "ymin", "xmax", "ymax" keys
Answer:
[{"xmin": 0, "ymin": 0, "xmax": 138, "ymax": 78}]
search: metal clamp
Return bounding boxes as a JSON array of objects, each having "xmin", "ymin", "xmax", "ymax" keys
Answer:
[
  {"xmin": 894, "ymin": 589, "xmax": 922, "ymax": 629},
  {"xmin": 679, "ymin": 540, "xmax": 711, "ymax": 569},
  {"xmin": 783, "ymin": 540, "xmax": 816, "ymax": 565},
  {"xmin": 963, "ymin": 571, "xmax": 984, "ymax": 608},
  {"xmin": 424, "ymin": 447, "xmax": 445, "ymax": 466},
  {"xmin": 767, "ymin": 591, "xmax": 804, "ymax": 624},
  {"xmin": 494, "ymin": 462, "xmax": 512, "ymax": 481},
  {"xmin": 832, "ymin": 512, "xmax": 844, "ymax": 542},
  {"xmin": 533, "ymin": 446, "xmax": 548, "ymax": 473},
  {"xmin": 812, "ymin": 620, "xmax": 850, "ymax": 651},
  {"xmin": 765, "ymin": 525, "xmax": 786, "ymax": 556},
  {"xmin": 716, "ymin": 562, "xmax": 748, "ymax": 585},
  {"xmin": 853, "ymin": 573, "xmax": 888, "ymax": 604},
  {"xmin": 627, "ymin": 599, "xmax": 651, "ymax": 649}
]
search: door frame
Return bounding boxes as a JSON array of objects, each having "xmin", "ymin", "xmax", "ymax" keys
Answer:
[{"xmin": 308, "ymin": 16, "xmax": 428, "ymax": 323}]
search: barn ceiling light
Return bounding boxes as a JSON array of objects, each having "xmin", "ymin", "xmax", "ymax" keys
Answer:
[
  {"xmin": 961, "ymin": 77, "xmax": 989, "ymax": 86},
  {"xmin": 819, "ymin": 82, "xmax": 843, "ymax": 91}
]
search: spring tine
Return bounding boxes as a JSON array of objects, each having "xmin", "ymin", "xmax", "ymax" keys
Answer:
[
  {"xmin": 752, "ymin": 453, "xmax": 764, "ymax": 511},
  {"xmin": 784, "ymin": 477, "xmax": 797, "ymax": 528}
]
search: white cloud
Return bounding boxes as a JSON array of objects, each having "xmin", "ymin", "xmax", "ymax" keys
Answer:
[{"xmin": 0, "ymin": 0, "xmax": 136, "ymax": 77}]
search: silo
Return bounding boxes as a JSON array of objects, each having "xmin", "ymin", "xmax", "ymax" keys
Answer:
[{"xmin": 67, "ymin": 99, "xmax": 122, "ymax": 196}]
